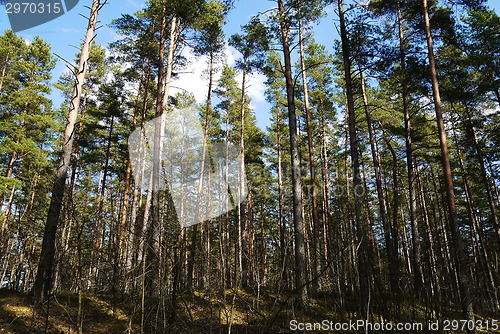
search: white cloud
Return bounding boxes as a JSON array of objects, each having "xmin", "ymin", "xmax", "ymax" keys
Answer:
[
  {"xmin": 224, "ymin": 45, "xmax": 238, "ymax": 67},
  {"xmin": 247, "ymin": 72, "xmax": 267, "ymax": 104},
  {"xmin": 165, "ymin": 44, "xmax": 271, "ymax": 131},
  {"xmin": 171, "ymin": 49, "xmax": 211, "ymax": 102},
  {"xmin": 172, "ymin": 44, "xmax": 267, "ymax": 107}
]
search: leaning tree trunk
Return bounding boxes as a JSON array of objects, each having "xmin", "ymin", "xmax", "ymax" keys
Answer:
[
  {"xmin": 32, "ymin": 0, "xmax": 102, "ymax": 301},
  {"xmin": 422, "ymin": 0, "xmax": 475, "ymax": 328}
]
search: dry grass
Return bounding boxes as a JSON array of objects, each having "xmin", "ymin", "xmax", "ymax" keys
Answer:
[{"xmin": 1, "ymin": 288, "xmax": 499, "ymax": 333}]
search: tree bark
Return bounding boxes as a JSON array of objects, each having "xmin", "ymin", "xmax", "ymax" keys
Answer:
[
  {"xmin": 299, "ymin": 19, "xmax": 320, "ymax": 288},
  {"xmin": 278, "ymin": 0, "xmax": 308, "ymax": 308},
  {"xmin": 146, "ymin": 13, "xmax": 179, "ymax": 331},
  {"xmin": 422, "ymin": 0, "xmax": 475, "ymax": 327},
  {"xmin": 32, "ymin": 0, "xmax": 102, "ymax": 300},
  {"xmin": 187, "ymin": 52, "xmax": 215, "ymax": 290},
  {"xmin": 238, "ymin": 58, "xmax": 248, "ymax": 288},
  {"xmin": 276, "ymin": 109, "xmax": 287, "ymax": 287},
  {"xmin": 463, "ymin": 106, "xmax": 500, "ymax": 248},
  {"xmin": 0, "ymin": 53, "xmax": 9, "ymax": 93},
  {"xmin": 337, "ymin": 0, "xmax": 371, "ymax": 317},
  {"xmin": 453, "ymin": 131, "xmax": 499, "ymax": 309},
  {"xmin": 359, "ymin": 71, "xmax": 399, "ymax": 294},
  {"xmin": 320, "ymin": 106, "xmax": 332, "ymax": 278},
  {"xmin": 398, "ymin": 1, "xmax": 423, "ymax": 296}
]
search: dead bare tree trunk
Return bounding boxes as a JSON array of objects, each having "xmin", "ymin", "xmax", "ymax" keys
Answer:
[{"xmin": 32, "ymin": 0, "xmax": 103, "ymax": 300}]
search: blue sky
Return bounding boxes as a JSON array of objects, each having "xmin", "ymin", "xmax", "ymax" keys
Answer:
[{"xmin": 0, "ymin": 0, "xmax": 499, "ymax": 131}]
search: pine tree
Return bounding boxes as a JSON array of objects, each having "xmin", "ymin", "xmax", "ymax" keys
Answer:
[{"xmin": 0, "ymin": 33, "xmax": 56, "ymax": 238}]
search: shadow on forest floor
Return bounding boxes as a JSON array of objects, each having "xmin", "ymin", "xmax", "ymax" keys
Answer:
[
  {"xmin": 0, "ymin": 289, "xmax": 130, "ymax": 333},
  {"xmin": 0, "ymin": 288, "xmax": 499, "ymax": 333}
]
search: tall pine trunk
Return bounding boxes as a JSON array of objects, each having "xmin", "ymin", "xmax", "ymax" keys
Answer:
[
  {"xmin": 32, "ymin": 0, "xmax": 102, "ymax": 300},
  {"xmin": 277, "ymin": 0, "xmax": 307, "ymax": 308},
  {"xmin": 337, "ymin": 0, "xmax": 371, "ymax": 317},
  {"xmin": 146, "ymin": 13, "xmax": 179, "ymax": 331},
  {"xmin": 187, "ymin": 51, "xmax": 215, "ymax": 290},
  {"xmin": 276, "ymin": 109, "xmax": 287, "ymax": 287},
  {"xmin": 299, "ymin": 19, "xmax": 320, "ymax": 288},
  {"xmin": 359, "ymin": 70, "xmax": 399, "ymax": 294},
  {"xmin": 238, "ymin": 58, "xmax": 248, "ymax": 288},
  {"xmin": 422, "ymin": 0, "xmax": 474, "ymax": 327},
  {"xmin": 398, "ymin": 2, "xmax": 423, "ymax": 296}
]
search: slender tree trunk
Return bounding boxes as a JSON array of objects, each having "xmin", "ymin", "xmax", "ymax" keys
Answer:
[
  {"xmin": 0, "ymin": 103, "xmax": 27, "ymax": 215},
  {"xmin": 382, "ymin": 129, "xmax": 402, "ymax": 296},
  {"xmin": 188, "ymin": 52, "xmax": 215, "ymax": 289},
  {"xmin": 0, "ymin": 150, "xmax": 16, "ymax": 204},
  {"xmin": 422, "ymin": 0, "xmax": 474, "ymax": 326},
  {"xmin": 398, "ymin": 2, "xmax": 423, "ymax": 296},
  {"xmin": 299, "ymin": 19, "xmax": 320, "ymax": 288},
  {"xmin": 224, "ymin": 113, "xmax": 232, "ymax": 288},
  {"xmin": 415, "ymin": 161, "xmax": 441, "ymax": 303},
  {"xmin": 0, "ymin": 53, "xmax": 9, "ymax": 93},
  {"xmin": 278, "ymin": 0, "xmax": 308, "ymax": 308},
  {"xmin": 462, "ymin": 107, "xmax": 500, "ymax": 248},
  {"xmin": 146, "ymin": 13, "xmax": 178, "ymax": 331},
  {"xmin": 429, "ymin": 165, "xmax": 458, "ymax": 301},
  {"xmin": 359, "ymin": 71, "xmax": 399, "ymax": 294},
  {"xmin": 32, "ymin": 0, "xmax": 102, "ymax": 300},
  {"xmin": 126, "ymin": 64, "xmax": 152, "ymax": 286},
  {"xmin": 320, "ymin": 107, "xmax": 332, "ymax": 277},
  {"xmin": 237, "ymin": 58, "xmax": 249, "ymax": 288},
  {"xmin": 337, "ymin": 0, "xmax": 371, "ymax": 317},
  {"xmin": 1, "ymin": 185, "xmax": 16, "ymax": 234},
  {"xmin": 91, "ymin": 115, "xmax": 114, "ymax": 285},
  {"xmin": 454, "ymin": 134, "xmax": 499, "ymax": 310},
  {"xmin": 276, "ymin": 109, "xmax": 287, "ymax": 287},
  {"xmin": 118, "ymin": 64, "xmax": 150, "ymax": 265}
]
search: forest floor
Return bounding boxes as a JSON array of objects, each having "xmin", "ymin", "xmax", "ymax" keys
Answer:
[{"xmin": 0, "ymin": 288, "xmax": 499, "ymax": 333}]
